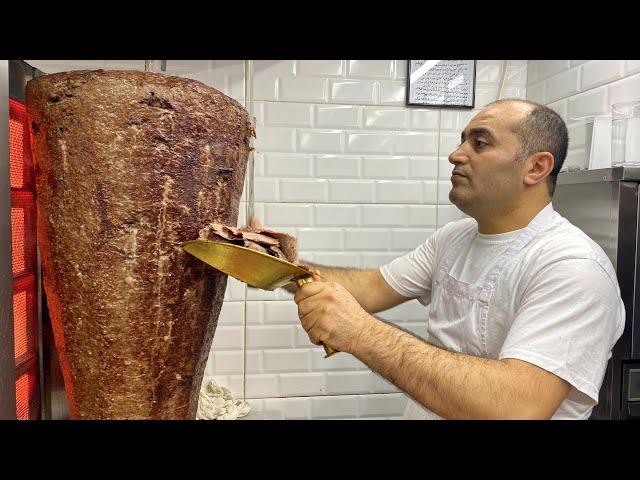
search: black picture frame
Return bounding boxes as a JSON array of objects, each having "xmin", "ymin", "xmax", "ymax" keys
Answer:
[{"xmin": 406, "ymin": 60, "xmax": 477, "ymax": 109}]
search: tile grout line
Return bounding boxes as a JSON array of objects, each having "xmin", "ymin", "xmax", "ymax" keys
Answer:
[
  {"xmin": 242, "ymin": 59, "xmax": 254, "ymax": 402},
  {"xmin": 436, "ymin": 108, "xmax": 442, "ymax": 228}
]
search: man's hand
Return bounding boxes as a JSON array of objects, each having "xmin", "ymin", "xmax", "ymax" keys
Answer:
[{"xmin": 294, "ymin": 281, "xmax": 375, "ymax": 354}]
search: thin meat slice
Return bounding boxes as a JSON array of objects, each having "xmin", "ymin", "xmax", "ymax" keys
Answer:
[
  {"xmin": 202, "ymin": 223, "xmax": 297, "ymax": 263},
  {"xmin": 243, "ymin": 239, "xmax": 269, "ymax": 254},
  {"xmin": 246, "ymin": 226, "xmax": 298, "ymax": 264}
]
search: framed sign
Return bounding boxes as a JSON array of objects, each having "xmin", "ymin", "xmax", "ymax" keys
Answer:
[{"xmin": 406, "ymin": 60, "xmax": 476, "ymax": 108}]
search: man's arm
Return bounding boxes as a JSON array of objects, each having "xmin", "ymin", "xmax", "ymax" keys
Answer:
[
  {"xmin": 294, "ymin": 281, "xmax": 571, "ymax": 419},
  {"xmin": 354, "ymin": 317, "xmax": 571, "ymax": 419},
  {"xmin": 250, "ymin": 213, "xmax": 434, "ymax": 314},
  {"xmin": 249, "ymin": 215, "xmax": 410, "ymax": 313},
  {"xmin": 290, "ymin": 261, "xmax": 410, "ymax": 314}
]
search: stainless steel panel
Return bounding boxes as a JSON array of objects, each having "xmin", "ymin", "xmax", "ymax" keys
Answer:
[
  {"xmin": 9, "ymin": 60, "xmax": 29, "ymax": 102},
  {"xmin": 557, "ymin": 166, "xmax": 640, "ymax": 185},
  {"xmin": 0, "ymin": 59, "xmax": 17, "ymax": 419},
  {"xmin": 553, "ymin": 179, "xmax": 620, "ymax": 269},
  {"xmin": 554, "ymin": 173, "xmax": 640, "ymax": 419},
  {"xmin": 633, "ymin": 187, "xmax": 640, "ymax": 359},
  {"xmin": 612, "ymin": 182, "xmax": 636, "ymax": 357},
  {"xmin": 41, "ymin": 295, "xmax": 69, "ymax": 420}
]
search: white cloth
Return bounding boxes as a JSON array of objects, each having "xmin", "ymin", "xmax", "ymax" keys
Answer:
[
  {"xmin": 380, "ymin": 203, "xmax": 625, "ymax": 420},
  {"xmin": 196, "ymin": 378, "xmax": 251, "ymax": 420}
]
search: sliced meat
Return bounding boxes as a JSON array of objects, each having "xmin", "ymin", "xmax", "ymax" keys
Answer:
[
  {"xmin": 244, "ymin": 226, "xmax": 298, "ymax": 264},
  {"xmin": 203, "ymin": 223, "xmax": 298, "ymax": 263},
  {"xmin": 242, "ymin": 239, "xmax": 269, "ymax": 254}
]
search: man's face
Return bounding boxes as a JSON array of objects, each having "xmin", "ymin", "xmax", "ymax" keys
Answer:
[{"xmin": 448, "ymin": 102, "xmax": 533, "ymax": 215}]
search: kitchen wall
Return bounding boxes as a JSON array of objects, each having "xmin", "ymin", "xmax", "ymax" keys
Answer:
[
  {"xmin": 25, "ymin": 59, "xmax": 528, "ymax": 419},
  {"xmin": 526, "ymin": 60, "xmax": 640, "ymax": 169}
]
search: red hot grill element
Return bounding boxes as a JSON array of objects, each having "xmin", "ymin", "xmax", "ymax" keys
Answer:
[
  {"xmin": 15, "ymin": 368, "xmax": 39, "ymax": 420},
  {"xmin": 10, "ymin": 193, "xmax": 36, "ymax": 277},
  {"xmin": 10, "ymin": 96, "xmax": 39, "ymax": 420},
  {"xmin": 13, "ymin": 291, "xmax": 29, "ymax": 359},
  {"xmin": 9, "ymin": 98, "xmax": 34, "ymax": 190},
  {"xmin": 12, "ymin": 275, "xmax": 37, "ymax": 363},
  {"xmin": 9, "ymin": 102, "xmax": 24, "ymax": 188},
  {"xmin": 11, "ymin": 207, "xmax": 25, "ymax": 274}
]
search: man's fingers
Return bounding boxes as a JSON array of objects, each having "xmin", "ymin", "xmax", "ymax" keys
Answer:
[
  {"xmin": 298, "ymin": 307, "xmax": 317, "ymax": 331},
  {"xmin": 297, "ymin": 296, "xmax": 328, "ymax": 319},
  {"xmin": 300, "ymin": 314, "xmax": 325, "ymax": 346},
  {"xmin": 308, "ymin": 269, "xmax": 324, "ymax": 281},
  {"xmin": 293, "ymin": 281, "xmax": 327, "ymax": 304},
  {"xmin": 306, "ymin": 326, "xmax": 325, "ymax": 346}
]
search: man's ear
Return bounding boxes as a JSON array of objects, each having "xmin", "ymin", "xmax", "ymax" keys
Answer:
[{"xmin": 523, "ymin": 152, "xmax": 554, "ymax": 186}]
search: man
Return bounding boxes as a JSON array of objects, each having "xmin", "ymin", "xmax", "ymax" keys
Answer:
[{"xmin": 277, "ymin": 98, "xmax": 624, "ymax": 419}]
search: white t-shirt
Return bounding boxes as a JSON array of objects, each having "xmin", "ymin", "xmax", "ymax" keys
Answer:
[{"xmin": 380, "ymin": 203, "xmax": 625, "ymax": 420}]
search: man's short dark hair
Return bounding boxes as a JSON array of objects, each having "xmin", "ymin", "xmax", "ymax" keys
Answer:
[{"xmin": 487, "ymin": 99, "xmax": 569, "ymax": 196}]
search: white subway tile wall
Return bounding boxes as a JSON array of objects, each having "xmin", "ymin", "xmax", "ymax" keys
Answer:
[
  {"xmin": 527, "ymin": 60, "xmax": 640, "ymax": 171},
  {"xmin": 379, "ymin": 80, "xmax": 408, "ymax": 105},
  {"xmin": 25, "ymin": 60, "xmax": 527, "ymax": 419},
  {"xmin": 544, "ymin": 68, "xmax": 581, "ymax": 103},
  {"xmin": 625, "ymin": 60, "xmax": 640, "ymax": 76}
]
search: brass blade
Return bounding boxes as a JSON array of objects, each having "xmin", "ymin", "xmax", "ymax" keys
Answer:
[{"xmin": 182, "ymin": 240, "xmax": 310, "ymax": 291}]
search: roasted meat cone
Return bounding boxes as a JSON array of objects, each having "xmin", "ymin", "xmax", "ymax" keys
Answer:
[{"xmin": 26, "ymin": 70, "xmax": 253, "ymax": 419}]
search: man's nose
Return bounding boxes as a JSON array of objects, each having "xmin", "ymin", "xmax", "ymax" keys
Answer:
[{"xmin": 449, "ymin": 143, "xmax": 468, "ymax": 166}]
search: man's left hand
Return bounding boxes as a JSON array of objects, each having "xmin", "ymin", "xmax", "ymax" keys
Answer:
[{"xmin": 294, "ymin": 281, "xmax": 374, "ymax": 354}]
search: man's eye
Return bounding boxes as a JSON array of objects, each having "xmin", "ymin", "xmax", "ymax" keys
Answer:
[{"xmin": 474, "ymin": 139, "xmax": 487, "ymax": 148}]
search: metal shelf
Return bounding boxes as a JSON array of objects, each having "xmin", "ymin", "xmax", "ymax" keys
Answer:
[{"xmin": 558, "ymin": 166, "xmax": 640, "ymax": 185}]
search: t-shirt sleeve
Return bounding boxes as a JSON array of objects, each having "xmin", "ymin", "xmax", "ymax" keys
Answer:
[
  {"xmin": 379, "ymin": 229, "xmax": 438, "ymax": 305},
  {"xmin": 499, "ymin": 258, "xmax": 625, "ymax": 404}
]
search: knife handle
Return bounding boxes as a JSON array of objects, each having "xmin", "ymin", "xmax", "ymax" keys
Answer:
[{"xmin": 294, "ymin": 276, "xmax": 338, "ymax": 358}]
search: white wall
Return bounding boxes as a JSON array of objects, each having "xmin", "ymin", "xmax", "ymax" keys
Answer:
[
  {"xmin": 217, "ymin": 60, "xmax": 527, "ymax": 419},
  {"xmin": 526, "ymin": 60, "xmax": 640, "ymax": 169},
  {"xmin": 25, "ymin": 59, "xmax": 527, "ymax": 419}
]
